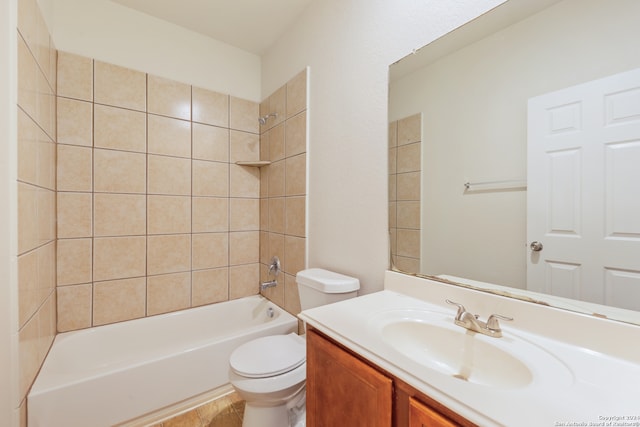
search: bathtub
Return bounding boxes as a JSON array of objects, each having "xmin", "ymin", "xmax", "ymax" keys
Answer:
[{"xmin": 28, "ymin": 295, "xmax": 298, "ymax": 427}]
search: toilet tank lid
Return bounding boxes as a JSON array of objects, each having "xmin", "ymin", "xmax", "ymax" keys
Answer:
[{"xmin": 296, "ymin": 268, "xmax": 360, "ymax": 293}]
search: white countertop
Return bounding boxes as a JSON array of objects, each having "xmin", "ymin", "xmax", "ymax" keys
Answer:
[{"xmin": 299, "ymin": 272, "xmax": 640, "ymax": 427}]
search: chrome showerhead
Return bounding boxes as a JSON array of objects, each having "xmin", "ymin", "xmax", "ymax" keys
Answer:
[{"xmin": 258, "ymin": 113, "xmax": 278, "ymax": 125}]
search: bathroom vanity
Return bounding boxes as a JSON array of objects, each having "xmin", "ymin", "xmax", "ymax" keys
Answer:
[
  {"xmin": 300, "ymin": 271, "xmax": 640, "ymax": 427},
  {"xmin": 307, "ymin": 327, "xmax": 473, "ymax": 426}
]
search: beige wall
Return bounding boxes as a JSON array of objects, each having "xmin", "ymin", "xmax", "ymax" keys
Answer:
[
  {"xmin": 261, "ymin": 0, "xmax": 505, "ymax": 294},
  {"xmin": 388, "ymin": 114, "xmax": 421, "ymax": 273},
  {"xmin": 44, "ymin": 0, "xmax": 505, "ymax": 300},
  {"xmin": 56, "ymin": 51, "xmax": 266, "ymax": 331},
  {"xmin": 16, "ymin": 0, "xmax": 58, "ymax": 422},
  {"xmin": 51, "ymin": 0, "xmax": 261, "ymax": 102},
  {"xmin": 258, "ymin": 69, "xmax": 308, "ymax": 316},
  {"xmin": 0, "ymin": 0, "xmax": 16, "ymax": 423}
]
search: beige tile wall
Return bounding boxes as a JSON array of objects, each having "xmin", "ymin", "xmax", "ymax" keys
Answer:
[
  {"xmin": 258, "ymin": 69, "xmax": 308, "ymax": 316},
  {"xmin": 56, "ymin": 51, "xmax": 263, "ymax": 331},
  {"xmin": 16, "ymin": 0, "xmax": 58, "ymax": 419},
  {"xmin": 389, "ymin": 114, "xmax": 421, "ymax": 272}
]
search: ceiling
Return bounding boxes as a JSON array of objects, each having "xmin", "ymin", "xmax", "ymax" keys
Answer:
[{"xmin": 109, "ymin": 0, "xmax": 313, "ymax": 55}]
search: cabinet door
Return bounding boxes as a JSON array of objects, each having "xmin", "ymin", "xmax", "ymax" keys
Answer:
[
  {"xmin": 306, "ymin": 329, "xmax": 393, "ymax": 427},
  {"xmin": 409, "ymin": 397, "xmax": 460, "ymax": 427}
]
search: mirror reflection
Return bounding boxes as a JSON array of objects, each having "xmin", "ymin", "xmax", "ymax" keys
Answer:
[{"xmin": 388, "ymin": 0, "xmax": 640, "ymax": 324}]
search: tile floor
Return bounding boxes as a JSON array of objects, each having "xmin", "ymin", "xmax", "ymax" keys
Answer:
[{"xmin": 150, "ymin": 392, "xmax": 245, "ymax": 427}]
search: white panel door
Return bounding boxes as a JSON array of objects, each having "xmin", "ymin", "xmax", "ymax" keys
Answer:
[{"xmin": 527, "ymin": 68, "xmax": 640, "ymax": 310}]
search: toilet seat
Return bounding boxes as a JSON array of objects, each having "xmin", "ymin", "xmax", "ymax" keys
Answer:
[{"xmin": 230, "ymin": 333, "xmax": 305, "ymax": 378}]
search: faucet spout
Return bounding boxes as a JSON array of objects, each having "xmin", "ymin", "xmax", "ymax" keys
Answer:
[
  {"xmin": 457, "ymin": 311, "xmax": 483, "ymax": 331},
  {"xmin": 446, "ymin": 299, "xmax": 513, "ymax": 338},
  {"xmin": 260, "ymin": 280, "xmax": 277, "ymax": 291}
]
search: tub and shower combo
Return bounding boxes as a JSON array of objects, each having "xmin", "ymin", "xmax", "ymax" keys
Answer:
[{"xmin": 27, "ymin": 295, "xmax": 298, "ymax": 427}]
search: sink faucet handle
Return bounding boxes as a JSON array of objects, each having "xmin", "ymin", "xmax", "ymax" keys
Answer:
[
  {"xmin": 445, "ymin": 299, "xmax": 467, "ymax": 320},
  {"xmin": 486, "ymin": 314, "xmax": 513, "ymax": 331}
]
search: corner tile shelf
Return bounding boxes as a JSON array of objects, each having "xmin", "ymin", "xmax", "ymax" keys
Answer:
[{"xmin": 235, "ymin": 161, "xmax": 271, "ymax": 167}]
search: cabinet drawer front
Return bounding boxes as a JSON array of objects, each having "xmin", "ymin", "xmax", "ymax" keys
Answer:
[{"xmin": 409, "ymin": 397, "xmax": 460, "ymax": 427}]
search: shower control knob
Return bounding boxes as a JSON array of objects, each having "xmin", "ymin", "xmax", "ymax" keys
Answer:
[{"xmin": 530, "ymin": 241, "xmax": 543, "ymax": 252}]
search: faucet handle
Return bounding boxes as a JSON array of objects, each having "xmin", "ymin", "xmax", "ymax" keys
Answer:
[
  {"xmin": 445, "ymin": 299, "xmax": 466, "ymax": 320},
  {"xmin": 486, "ymin": 314, "xmax": 513, "ymax": 331},
  {"xmin": 268, "ymin": 256, "xmax": 281, "ymax": 277}
]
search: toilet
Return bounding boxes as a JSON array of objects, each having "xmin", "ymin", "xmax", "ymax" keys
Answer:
[{"xmin": 229, "ymin": 268, "xmax": 360, "ymax": 427}]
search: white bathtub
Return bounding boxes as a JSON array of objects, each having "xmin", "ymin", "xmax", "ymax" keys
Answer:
[{"xmin": 28, "ymin": 295, "xmax": 298, "ymax": 427}]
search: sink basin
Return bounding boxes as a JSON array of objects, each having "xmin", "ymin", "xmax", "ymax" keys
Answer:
[
  {"xmin": 369, "ymin": 309, "xmax": 573, "ymax": 390},
  {"xmin": 381, "ymin": 320, "xmax": 531, "ymax": 388}
]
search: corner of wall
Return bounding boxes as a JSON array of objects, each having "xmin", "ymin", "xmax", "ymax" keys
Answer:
[
  {"xmin": 2, "ymin": 0, "xmax": 20, "ymax": 424},
  {"xmin": 258, "ymin": 67, "xmax": 308, "ymax": 316}
]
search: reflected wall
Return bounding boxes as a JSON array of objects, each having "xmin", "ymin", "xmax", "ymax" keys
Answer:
[
  {"xmin": 389, "ymin": 0, "xmax": 640, "ymax": 290},
  {"xmin": 389, "ymin": 114, "xmax": 421, "ymax": 273}
]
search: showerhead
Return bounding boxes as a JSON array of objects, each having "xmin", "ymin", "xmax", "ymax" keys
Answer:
[{"xmin": 258, "ymin": 113, "xmax": 278, "ymax": 125}]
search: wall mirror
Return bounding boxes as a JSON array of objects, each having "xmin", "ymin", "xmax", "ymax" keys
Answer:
[{"xmin": 388, "ymin": 0, "xmax": 640, "ymax": 325}]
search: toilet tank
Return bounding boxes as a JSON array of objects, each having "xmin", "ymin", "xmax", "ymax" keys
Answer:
[{"xmin": 296, "ymin": 268, "xmax": 360, "ymax": 311}]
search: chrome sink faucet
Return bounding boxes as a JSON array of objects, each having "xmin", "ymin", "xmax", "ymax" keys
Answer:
[{"xmin": 446, "ymin": 300, "xmax": 513, "ymax": 338}]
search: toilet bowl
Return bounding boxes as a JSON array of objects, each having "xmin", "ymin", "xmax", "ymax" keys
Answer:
[
  {"xmin": 229, "ymin": 268, "xmax": 360, "ymax": 427},
  {"xmin": 229, "ymin": 333, "xmax": 306, "ymax": 427}
]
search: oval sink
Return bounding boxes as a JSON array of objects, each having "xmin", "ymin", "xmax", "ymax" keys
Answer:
[
  {"xmin": 369, "ymin": 309, "xmax": 573, "ymax": 390},
  {"xmin": 381, "ymin": 320, "xmax": 532, "ymax": 388}
]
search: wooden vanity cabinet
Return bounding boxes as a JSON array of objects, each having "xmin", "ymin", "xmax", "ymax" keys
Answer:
[
  {"xmin": 306, "ymin": 327, "xmax": 393, "ymax": 427},
  {"xmin": 306, "ymin": 327, "xmax": 476, "ymax": 427}
]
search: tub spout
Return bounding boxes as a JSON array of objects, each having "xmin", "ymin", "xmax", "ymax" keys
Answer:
[{"xmin": 260, "ymin": 280, "xmax": 277, "ymax": 291}]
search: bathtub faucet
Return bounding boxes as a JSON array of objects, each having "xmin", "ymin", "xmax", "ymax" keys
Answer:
[
  {"xmin": 268, "ymin": 256, "xmax": 281, "ymax": 277},
  {"xmin": 261, "ymin": 256, "xmax": 281, "ymax": 291},
  {"xmin": 260, "ymin": 279, "xmax": 278, "ymax": 291}
]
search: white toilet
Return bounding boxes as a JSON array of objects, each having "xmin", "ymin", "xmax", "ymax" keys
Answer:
[{"xmin": 229, "ymin": 268, "xmax": 360, "ymax": 427}]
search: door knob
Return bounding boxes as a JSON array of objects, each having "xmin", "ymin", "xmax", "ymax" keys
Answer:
[{"xmin": 530, "ymin": 241, "xmax": 543, "ymax": 251}]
